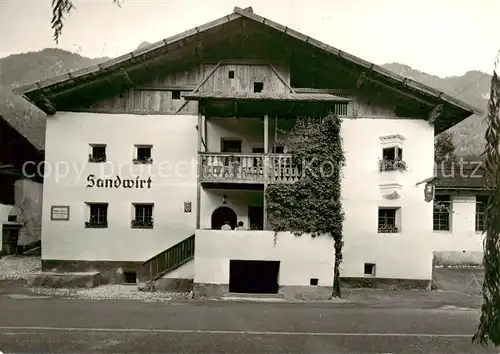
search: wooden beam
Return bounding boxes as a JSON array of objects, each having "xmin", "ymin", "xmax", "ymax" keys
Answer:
[
  {"xmin": 269, "ymin": 64, "xmax": 295, "ymax": 93},
  {"xmin": 263, "ymin": 113, "xmax": 269, "ymax": 231},
  {"xmin": 356, "ymin": 72, "xmax": 366, "ymax": 89},
  {"xmin": 362, "ymin": 76, "xmax": 434, "ymax": 106},
  {"xmin": 38, "ymin": 93, "xmax": 57, "ymax": 114},
  {"xmin": 135, "ymin": 85, "xmax": 196, "ymax": 91},
  {"xmin": 204, "ymin": 114, "xmax": 208, "ymax": 150},
  {"xmin": 294, "ymin": 88, "xmax": 352, "ymax": 95},
  {"xmin": 176, "ymin": 62, "xmax": 222, "ymax": 113},
  {"xmin": 196, "ymin": 110, "xmax": 202, "ymax": 229},
  {"xmin": 120, "ymin": 69, "xmax": 134, "ymax": 85},
  {"xmin": 428, "ymin": 104, "xmax": 444, "ymax": 124}
]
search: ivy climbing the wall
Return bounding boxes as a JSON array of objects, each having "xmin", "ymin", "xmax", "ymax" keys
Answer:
[{"xmin": 266, "ymin": 112, "xmax": 345, "ymax": 297}]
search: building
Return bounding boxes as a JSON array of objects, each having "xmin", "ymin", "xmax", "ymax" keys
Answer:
[
  {"xmin": 16, "ymin": 7, "xmax": 478, "ymax": 297},
  {"xmin": 0, "ymin": 115, "xmax": 44, "ymax": 255},
  {"xmin": 431, "ymin": 156, "xmax": 488, "ymax": 267}
]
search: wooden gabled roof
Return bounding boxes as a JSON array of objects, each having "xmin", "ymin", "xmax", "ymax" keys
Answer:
[{"xmin": 15, "ymin": 6, "xmax": 480, "ymax": 129}]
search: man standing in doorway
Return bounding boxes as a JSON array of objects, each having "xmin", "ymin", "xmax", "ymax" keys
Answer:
[{"xmin": 221, "ymin": 221, "xmax": 232, "ymax": 230}]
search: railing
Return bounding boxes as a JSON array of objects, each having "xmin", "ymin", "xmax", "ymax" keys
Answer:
[
  {"xmin": 199, "ymin": 153, "xmax": 301, "ymax": 184},
  {"xmin": 140, "ymin": 234, "xmax": 195, "ymax": 291}
]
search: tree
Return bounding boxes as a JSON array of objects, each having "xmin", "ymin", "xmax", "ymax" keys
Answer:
[
  {"xmin": 434, "ymin": 131, "xmax": 455, "ymax": 164},
  {"xmin": 51, "ymin": 0, "xmax": 122, "ymax": 43},
  {"xmin": 266, "ymin": 113, "xmax": 345, "ymax": 297},
  {"xmin": 473, "ymin": 51, "xmax": 500, "ymax": 347}
]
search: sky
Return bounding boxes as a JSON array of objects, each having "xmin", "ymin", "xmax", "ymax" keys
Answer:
[{"xmin": 0, "ymin": 0, "xmax": 499, "ymax": 78}]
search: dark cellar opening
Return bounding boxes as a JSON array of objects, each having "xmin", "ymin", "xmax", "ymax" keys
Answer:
[{"xmin": 229, "ymin": 260, "xmax": 280, "ymax": 294}]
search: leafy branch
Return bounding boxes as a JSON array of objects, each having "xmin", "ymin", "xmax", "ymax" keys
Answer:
[
  {"xmin": 473, "ymin": 50, "xmax": 500, "ymax": 347},
  {"xmin": 51, "ymin": 0, "xmax": 122, "ymax": 43},
  {"xmin": 266, "ymin": 113, "xmax": 345, "ymax": 298}
]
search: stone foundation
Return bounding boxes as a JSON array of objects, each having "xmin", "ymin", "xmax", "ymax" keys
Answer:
[
  {"xmin": 193, "ymin": 277, "xmax": 430, "ymax": 300},
  {"xmin": 27, "ymin": 271, "xmax": 100, "ymax": 288},
  {"xmin": 340, "ymin": 277, "xmax": 432, "ymax": 290},
  {"xmin": 41, "ymin": 260, "xmax": 146, "ymax": 284},
  {"xmin": 155, "ymin": 277, "xmax": 193, "ymax": 292}
]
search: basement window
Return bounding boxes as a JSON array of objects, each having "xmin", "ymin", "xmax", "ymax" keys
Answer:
[
  {"xmin": 123, "ymin": 271, "xmax": 136, "ymax": 284},
  {"xmin": 253, "ymin": 82, "xmax": 264, "ymax": 93},
  {"xmin": 364, "ymin": 263, "xmax": 376, "ymax": 276},
  {"xmin": 172, "ymin": 90, "xmax": 181, "ymax": 100},
  {"xmin": 310, "ymin": 278, "xmax": 318, "ymax": 286},
  {"xmin": 228, "ymin": 70, "xmax": 235, "ymax": 79}
]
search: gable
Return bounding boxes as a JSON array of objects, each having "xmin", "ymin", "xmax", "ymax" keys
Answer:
[{"xmin": 15, "ymin": 6, "xmax": 479, "ymax": 134}]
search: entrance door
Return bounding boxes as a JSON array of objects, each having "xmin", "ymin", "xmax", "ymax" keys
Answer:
[
  {"xmin": 211, "ymin": 206, "xmax": 237, "ymax": 230},
  {"xmin": 229, "ymin": 260, "xmax": 280, "ymax": 294},
  {"xmin": 2, "ymin": 226, "xmax": 20, "ymax": 255},
  {"xmin": 248, "ymin": 206, "xmax": 264, "ymax": 230}
]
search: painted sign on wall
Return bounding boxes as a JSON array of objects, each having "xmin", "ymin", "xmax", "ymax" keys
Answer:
[
  {"xmin": 86, "ymin": 174, "xmax": 152, "ymax": 189},
  {"xmin": 51, "ymin": 206, "xmax": 70, "ymax": 221}
]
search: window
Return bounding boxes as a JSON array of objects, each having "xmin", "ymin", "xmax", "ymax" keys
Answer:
[
  {"xmin": 364, "ymin": 263, "xmax": 376, "ymax": 276},
  {"xmin": 378, "ymin": 207, "xmax": 399, "ymax": 233},
  {"xmin": 380, "ymin": 146, "xmax": 405, "ymax": 171},
  {"xmin": 85, "ymin": 203, "xmax": 108, "ymax": 228},
  {"xmin": 334, "ymin": 103, "xmax": 348, "ymax": 116},
  {"xmin": 476, "ymin": 195, "xmax": 488, "ymax": 232},
  {"xmin": 172, "ymin": 90, "xmax": 181, "ymax": 99},
  {"xmin": 134, "ymin": 145, "xmax": 153, "ymax": 164},
  {"xmin": 221, "ymin": 139, "xmax": 242, "ymax": 153},
  {"xmin": 228, "ymin": 70, "xmax": 235, "ymax": 79},
  {"xmin": 123, "ymin": 271, "xmax": 137, "ymax": 284},
  {"xmin": 132, "ymin": 203, "xmax": 154, "ymax": 229},
  {"xmin": 89, "ymin": 144, "xmax": 106, "ymax": 163},
  {"xmin": 310, "ymin": 278, "xmax": 318, "ymax": 286},
  {"xmin": 272, "ymin": 146, "xmax": 285, "ymax": 153},
  {"xmin": 433, "ymin": 195, "xmax": 451, "ymax": 231},
  {"xmin": 253, "ymin": 82, "xmax": 264, "ymax": 93}
]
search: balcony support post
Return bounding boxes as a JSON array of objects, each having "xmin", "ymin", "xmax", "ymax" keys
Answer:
[
  {"xmin": 263, "ymin": 113, "xmax": 269, "ymax": 230},
  {"xmin": 196, "ymin": 109, "xmax": 202, "ymax": 229}
]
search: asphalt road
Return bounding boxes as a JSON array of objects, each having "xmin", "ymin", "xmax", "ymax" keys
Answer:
[{"xmin": 1, "ymin": 292, "xmax": 499, "ymax": 353}]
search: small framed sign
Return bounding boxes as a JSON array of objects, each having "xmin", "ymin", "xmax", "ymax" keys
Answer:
[
  {"xmin": 184, "ymin": 202, "xmax": 192, "ymax": 213},
  {"xmin": 51, "ymin": 206, "xmax": 70, "ymax": 221}
]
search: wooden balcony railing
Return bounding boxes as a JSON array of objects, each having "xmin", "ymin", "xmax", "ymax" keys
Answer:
[{"xmin": 199, "ymin": 153, "xmax": 301, "ymax": 184}]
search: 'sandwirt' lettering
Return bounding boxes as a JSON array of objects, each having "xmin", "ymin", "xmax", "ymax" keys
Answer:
[{"xmin": 86, "ymin": 174, "xmax": 152, "ymax": 189}]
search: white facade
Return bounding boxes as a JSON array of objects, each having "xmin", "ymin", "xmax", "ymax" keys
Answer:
[
  {"xmin": 42, "ymin": 109, "xmax": 442, "ymax": 284},
  {"xmin": 42, "ymin": 112, "xmax": 198, "ymax": 262},
  {"xmin": 431, "ymin": 191, "xmax": 486, "ymax": 266}
]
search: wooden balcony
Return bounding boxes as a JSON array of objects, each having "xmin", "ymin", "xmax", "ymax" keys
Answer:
[{"xmin": 199, "ymin": 153, "xmax": 301, "ymax": 184}]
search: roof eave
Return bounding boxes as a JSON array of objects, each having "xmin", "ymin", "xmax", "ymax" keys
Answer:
[
  {"xmin": 15, "ymin": 6, "xmax": 483, "ymax": 119},
  {"xmin": 232, "ymin": 7, "xmax": 482, "ymax": 118},
  {"xmin": 13, "ymin": 12, "xmax": 243, "ymax": 97}
]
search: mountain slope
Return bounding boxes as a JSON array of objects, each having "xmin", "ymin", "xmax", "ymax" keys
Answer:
[
  {"xmin": 382, "ymin": 63, "xmax": 490, "ymax": 156},
  {"xmin": 0, "ymin": 48, "xmax": 490, "ymax": 154},
  {"xmin": 0, "ymin": 48, "xmax": 108, "ymax": 150}
]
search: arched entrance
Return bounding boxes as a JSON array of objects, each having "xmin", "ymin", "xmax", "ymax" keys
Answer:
[{"xmin": 211, "ymin": 206, "xmax": 237, "ymax": 230}]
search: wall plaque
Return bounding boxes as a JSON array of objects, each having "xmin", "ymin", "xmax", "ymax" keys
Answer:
[
  {"xmin": 51, "ymin": 206, "xmax": 70, "ymax": 221},
  {"xmin": 184, "ymin": 202, "xmax": 192, "ymax": 213}
]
